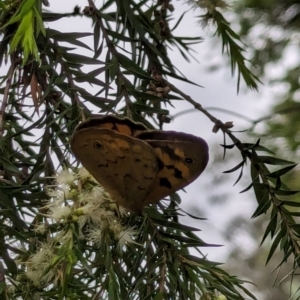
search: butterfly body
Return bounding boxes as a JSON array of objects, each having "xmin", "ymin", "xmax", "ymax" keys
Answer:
[{"xmin": 70, "ymin": 116, "xmax": 209, "ymax": 212}]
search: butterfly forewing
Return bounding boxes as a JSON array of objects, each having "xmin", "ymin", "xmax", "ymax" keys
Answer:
[
  {"xmin": 71, "ymin": 127, "xmax": 158, "ymax": 211},
  {"xmin": 74, "ymin": 115, "xmax": 148, "ymax": 137}
]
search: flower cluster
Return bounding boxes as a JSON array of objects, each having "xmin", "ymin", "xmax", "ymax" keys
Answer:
[{"xmin": 23, "ymin": 168, "xmax": 137, "ymax": 287}]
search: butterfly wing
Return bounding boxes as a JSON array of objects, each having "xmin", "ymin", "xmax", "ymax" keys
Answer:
[
  {"xmin": 70, "ymin": 128, "xmax": 158, "ymax": 211},
  {"xmin": 136, "ymin": 131, "xmax": 209, "ymax": 205},
  {"xmin": 71, "ymin": 116, "xmax": 209, "ymax": 211},
  {"xmin": 74, "ymin": 115, "xmax": 148, "ymax": 137}
]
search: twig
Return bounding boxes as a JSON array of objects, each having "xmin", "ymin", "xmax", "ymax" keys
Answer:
[
  {"xmin": 53, "ymin": 41, "xmax": 86, "ymax": 113},
  {"xmin": 159, "ymin": 251, "xmax": 166, "ymax": 293},
  {"xmin": 166, "ymin": 79, "xmax": 300, "ymax": 261},
  {"xmin": 165, "ymin": 80, "xmax": 241, "ymax": 143},
  {"xmin": 172, "ymin": 106, "xmax": 254, "ymax": 123},
  {"xmin": 0, "ymin": 55, "xmax": 19, "ymax": 136},
  {"xmin": 250, "ymin": 104, "xmax": 300, "ymax": 129},
  {"xmin": 87, "ymin": 0, "xmax": 132, "ymax": 116}
]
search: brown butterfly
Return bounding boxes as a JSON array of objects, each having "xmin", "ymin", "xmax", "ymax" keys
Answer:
[{"xmin": 70, "ymin": 115, "xmax": 209, "ymax": 212}]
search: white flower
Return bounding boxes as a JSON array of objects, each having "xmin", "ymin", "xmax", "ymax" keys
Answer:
[
  {"xmin": 79, "ymin": 186, "xmax": 106, "ymax": 205},
  {"xmin": 78, "ymin": 204, "xmax": 115, "ymax": 228},
  {"xmin": 29, "ymin": 243, "xmax": 54, "ymax": 266},
  {"xmin": 26, "ymin": 269, "xmax": 41, "ymax": 286},
  {"xmin": 56, "ymin": 169, "xmax": 77, "ymax": 186},
  {"xmin": 61, "ymin": 184, "xmax": 72, "ymax": 199},
  {"xmin": 26, "ymin": 268, "xmax": 55, "ymax": 286},
  {"xmin": 49, "ymin": 206, "xmax": 71, "ymax": 221},
  {"xmin": 89, "ymin": 186, "xmax": 106, "ymax": 202},
  {"xmin": 109, "ymin": 220, "xmax": 123, "ymax": 235},
  {"xmin": 33, "ymin": 223, "xmax": 47, "ymax": 234},
  {"xmin": 117, "ymin": 227, "xmax": 139, "ymax": 250},
  {"xmin": 78, "ymin": 167, "xmax": 92, "ymax": 180},
  {"xmin": 87, "ymin": 227, "xmax": 103, "ymax": 247},
  {"xmin": 118, "ymin": 205, "xmax": 130, "ymax": 217},
  {"xmin": 26, "ymin": 243, "xmax": 55, "ymax": 286},
  {"xmin": 46, "ymin": 189, "xmax": 66, "ymax": 207}
]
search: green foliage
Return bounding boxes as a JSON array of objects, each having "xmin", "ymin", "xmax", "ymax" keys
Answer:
[
  {"xmin": 186, "ymin": 0, "xmax": 260, "ymax": 92},
  {"xmin": 1, "ymin": 0, "xmax": 45, "ymax": 63},
  {"xmin": 0, "ymin": 0, "xmax": 298, "ymax": 299},
  {"xmin": 222, "ymin": 139, "xmax": 300, "ymax": 267}
]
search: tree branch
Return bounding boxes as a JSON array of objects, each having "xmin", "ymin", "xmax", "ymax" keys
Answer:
[
  {"xmin": 0, "ymin": 55, "xmax": 20, "ymax": 136},
  {"xmin": 166, "ymin": 79, "xmax": 300, "ymax": 264}
]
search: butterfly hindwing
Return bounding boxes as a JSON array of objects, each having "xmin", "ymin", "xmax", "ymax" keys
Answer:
[{"xmin": 136, "ymin": 130, "xmax": 209, "ymax": 205}]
